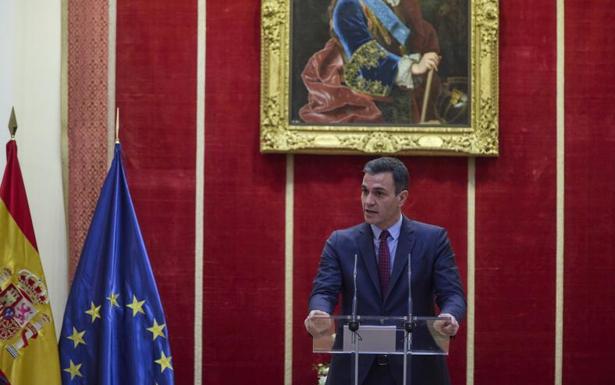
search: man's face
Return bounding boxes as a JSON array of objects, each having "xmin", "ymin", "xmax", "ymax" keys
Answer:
[{"xmin": 361, "ymin": 172, "xmax": 408, "ymax": 229}]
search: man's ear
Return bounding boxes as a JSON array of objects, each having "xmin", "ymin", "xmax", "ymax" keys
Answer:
[{"xmin": 398, "ymin": 190, "xmax": 408, "ymax": 207}]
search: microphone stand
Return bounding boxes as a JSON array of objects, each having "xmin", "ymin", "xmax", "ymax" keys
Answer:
[
  {"xmin": 403, "ymin": 253, "xmax": 413, "ymax": 385},
  {"xmin": 349, "ymin": 253, "xmax": 359, "ymax": 385}
]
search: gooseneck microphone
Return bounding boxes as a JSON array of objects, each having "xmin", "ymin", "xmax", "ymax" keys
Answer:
[
  {"xmin": 349, "ymin": 253, "xmax": 359, "ymax": 332},
  {"xmin": 405, "ymin": 252, "xmax": 413, "ymax": 333}
]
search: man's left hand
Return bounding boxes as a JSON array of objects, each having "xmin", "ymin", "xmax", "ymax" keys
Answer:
[{"xmin": 434, "ymin": 313, "xmax": 459, "ymax": 336}]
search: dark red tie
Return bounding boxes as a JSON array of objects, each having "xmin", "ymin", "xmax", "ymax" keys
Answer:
[{"xmin": 378, "ymin": 230, "xmax": 391, "ymax": 297}]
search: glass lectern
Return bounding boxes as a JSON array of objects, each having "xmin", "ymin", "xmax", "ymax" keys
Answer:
[{"xmin": 311, "ymin": 315, "xmax": 451, "ymax": 385}]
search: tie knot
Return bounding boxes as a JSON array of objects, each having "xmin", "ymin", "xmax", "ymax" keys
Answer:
[{"xmin": 379, "ymin": 230, "xmax": 390, "ymax": 241}]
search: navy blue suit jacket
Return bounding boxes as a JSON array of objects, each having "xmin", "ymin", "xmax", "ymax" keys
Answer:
[{"xmin": 309, "ymin": 217, "xmax": 466, "ymax": 385}]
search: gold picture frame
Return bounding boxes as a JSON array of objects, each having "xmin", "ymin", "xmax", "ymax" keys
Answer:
[{"xmin": 260, "ymin": 0, "xmax": 499, "ymax": 156}]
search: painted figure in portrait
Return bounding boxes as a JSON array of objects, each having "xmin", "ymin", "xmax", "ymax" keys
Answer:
[{"xmin": 291, "ymin": 0, "xmax": 469, "ymax": 126}]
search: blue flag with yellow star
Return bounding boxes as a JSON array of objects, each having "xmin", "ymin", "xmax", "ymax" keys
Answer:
[{"xmin": 59, "ymin": 143, "xmax": 174, "ymax": 385}]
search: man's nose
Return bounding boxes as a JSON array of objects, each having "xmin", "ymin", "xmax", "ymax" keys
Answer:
[{"xmin": 365, "ymin": 193, "xmax": 376, "ymax": 205}]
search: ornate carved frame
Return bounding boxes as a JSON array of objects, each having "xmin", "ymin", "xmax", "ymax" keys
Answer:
[{"xmin": 260, "ymin": 0, "xmax": 499, "ymax": 156}]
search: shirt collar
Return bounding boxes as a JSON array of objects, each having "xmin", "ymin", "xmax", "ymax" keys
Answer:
[
  {"xmin": 371, "ymin": 215, "xmax": 403, "ymax": 241},
  {"xmin": 386, "ymin": 0, "xmax": 400, "ymax": 7}
]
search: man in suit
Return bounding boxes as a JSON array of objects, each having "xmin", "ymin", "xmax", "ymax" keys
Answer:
[{"xmin": 305, "ymin": 157, "xmax": 466, "ymax": 385}]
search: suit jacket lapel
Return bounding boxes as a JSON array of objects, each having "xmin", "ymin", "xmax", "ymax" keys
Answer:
[
  {"xmin": 387, "ymin": 217, "xmax": 415, "ymax": 299},
  {"xmin": 357, "ymin": 223, "xmax": 382, "ymax": 299}
]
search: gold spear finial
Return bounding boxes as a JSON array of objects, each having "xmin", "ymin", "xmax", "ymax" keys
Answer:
[
  {"xmin": 8, "ymin": 107, "xmax": 18, "ymax": 139},
  {"xmin": 115, "ymin": 108, "xmax": 120, "ymax": 144}
]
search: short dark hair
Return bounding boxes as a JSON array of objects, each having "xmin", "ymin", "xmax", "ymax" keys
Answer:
[{"xmin": 363, "ymin": 157, "xmax": 409, "ymax": 194}]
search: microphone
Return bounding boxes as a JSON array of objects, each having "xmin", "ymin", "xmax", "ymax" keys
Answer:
[
  {"xmin": 349, "ymin": 253, "xmax": 359, "ymax": 332},
  {"xmin": 405, "ymin": 252, "xmax": 413, "ymax": 333}
]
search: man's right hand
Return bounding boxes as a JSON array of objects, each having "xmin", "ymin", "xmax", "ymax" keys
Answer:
[
  {"xmin": 304, "ymin": 310, "xmax": 332, "ymax": 337},
  {"xmin": 411, "ymin": 52, "xmax": 440, "ymax": 75}
]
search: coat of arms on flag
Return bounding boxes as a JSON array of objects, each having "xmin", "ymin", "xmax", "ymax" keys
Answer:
[{"xmin": 0, "ymin": 268, "xmax": 52, "ymax": 357}]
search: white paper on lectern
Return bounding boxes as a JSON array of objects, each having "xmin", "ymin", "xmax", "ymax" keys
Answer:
[{"xmin": 342, "ymin": 325, "xmax": 397, "ymax": 353}]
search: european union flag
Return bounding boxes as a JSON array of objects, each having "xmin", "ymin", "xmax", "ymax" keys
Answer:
[{"xmin": 59, "ymin": 144, "xmax": 174, "ymax": 385}]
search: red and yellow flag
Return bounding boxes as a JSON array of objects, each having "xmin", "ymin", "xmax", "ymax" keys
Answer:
[{"xmin": 0, "ymin": 140, "xmax": 61, "ymax": 385}]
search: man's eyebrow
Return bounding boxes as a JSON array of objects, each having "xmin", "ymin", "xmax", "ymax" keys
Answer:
[{"xmin": 361, "ymin": 186, "xmax": 387, "ymax": 193}]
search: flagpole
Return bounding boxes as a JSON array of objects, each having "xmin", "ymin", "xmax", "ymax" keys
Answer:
[
  {"xmin": 115, "ymin": 107, "xmax": 120, "ymax": 144},
  {"xmin": 8, "ymin": 106, "xmax": 18, "ymax": 140}
]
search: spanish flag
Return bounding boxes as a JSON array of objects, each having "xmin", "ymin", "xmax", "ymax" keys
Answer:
[{"xmin": 0, "ymin": 138, "xmax": 62, "ymax": 385}]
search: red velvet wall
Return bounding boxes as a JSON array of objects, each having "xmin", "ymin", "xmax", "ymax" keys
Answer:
[
  {"xmin": 110, "ymin": 1, "xmax": 615, "ymax": 384},
  {"xmin": 203, "ymin": 1, "xmax": 286, "ymax": 382},
  {"xmin": 475, "ymin": 1, "xmax": 557, "ymax": 383},
  {"xmin": 563, "ymin": 1, "xmax": 615, "ymax": 384},
  {"xmin": 116, "ymin": 1, "xmax": 197, "ymax": 384}
]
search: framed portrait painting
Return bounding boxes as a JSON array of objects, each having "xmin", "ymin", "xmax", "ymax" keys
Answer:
[{"xmin": 260, "ymin": 0, "xmax": 499, "ymax": 156}]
